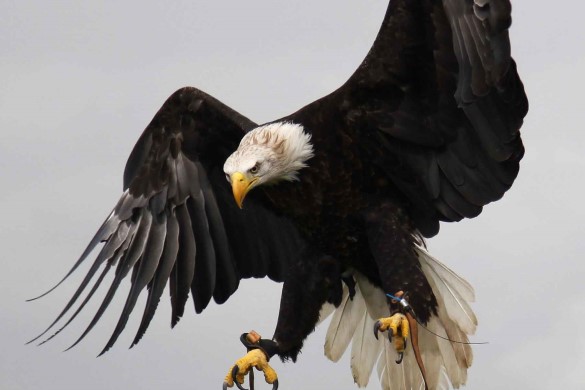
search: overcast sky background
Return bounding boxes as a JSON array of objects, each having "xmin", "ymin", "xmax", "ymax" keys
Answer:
[{"xmin": 2, "ymin": 1, "xmax": 584, "ymax": 389}]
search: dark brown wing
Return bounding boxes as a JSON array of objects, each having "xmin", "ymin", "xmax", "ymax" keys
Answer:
[
  {"xmin": 282, "ymin": 0, "xmax": 528, "ymax": 237},
  {"xmin": 30, "ymin": 87, "xmax": 304, "ymax": 354}
]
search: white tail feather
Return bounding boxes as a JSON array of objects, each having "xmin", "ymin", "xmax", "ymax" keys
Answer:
[
  {"xmin": 317, "ymin": 302, "xmax": 336, "ymax": 325},
  {"xmin": 416, "ymin": 322, "xmax": 444, "ymax": 390},
  {"xmin": 417, "ymin": 246, "xmax": 477, "ymax": 335},
  {"xmin": 351, "ymin": 310, "xmax": 383, "ymax": 386},
  {"xmin": 377, "ymin": 337, "xmax": 426, "ymax": 390},
  {"xmin": 321, "ymin": 246, "xmax": 476, "ymax": 389},
  {"xmin": 415, "ymin": 246, "xmax": 475, "ymax": 302},
  {"xmin": 355, "ymin": 273, "xmax": 390, "ymax": 319},
  {"xmin": 324, "ymin": 287, "xmax": 364, "ymax": 362}
]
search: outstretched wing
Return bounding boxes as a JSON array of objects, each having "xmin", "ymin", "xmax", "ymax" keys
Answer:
[
  {"xmin": 30, "ymin": 87, "xmax": 304, "ymax": 354},
  {"xmin": 283, "ymin": 0, "xmax": 528, "ymax": 237}
]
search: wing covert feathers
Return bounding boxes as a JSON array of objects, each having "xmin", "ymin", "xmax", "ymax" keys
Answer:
[
  {"xmin": 323, "ymin": 251, "xmax": 476, "ymax": 389},
  {"xmin": 283, "ymin": 0, "xmax": 526, "ymax": 237}
]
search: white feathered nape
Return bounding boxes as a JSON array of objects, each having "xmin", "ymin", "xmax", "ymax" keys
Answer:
[{"xmin": 319, "ymin": 244, "xmax": 476, "ymax": 390}]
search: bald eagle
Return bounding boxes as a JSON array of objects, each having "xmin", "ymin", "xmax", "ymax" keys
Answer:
[{"xmin": 31, "ymin": 0, "xmax": 527, "ymax": 389}]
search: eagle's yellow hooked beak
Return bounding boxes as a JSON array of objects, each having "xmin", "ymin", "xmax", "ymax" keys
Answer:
[{"xmin": 230, "ymin": 172, "xmax": 257, "ymax": 209}]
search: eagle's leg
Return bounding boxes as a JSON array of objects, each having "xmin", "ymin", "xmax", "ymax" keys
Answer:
[
  {"xmin": 362, "ymin": 202, "xmax": 434, "ymax": 388},
  {"xmin": 222, "ymin": 254, "xmax": 342, "ymax": 389},
  {"xmin": 273, "ymin": 254, "xmax": 343, "ymax": 359}
]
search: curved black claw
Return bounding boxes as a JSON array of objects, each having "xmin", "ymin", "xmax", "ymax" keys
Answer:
[
  {"xmin": 231, "ymin": 365, "xmax": 248, "ymax": 390},
  {"xmin": 272, "ymin": 379, "xmax": 279, "ymax": 390},
  {"xmin": 373, "ymin": 320, "xmax": 381, "ymax": 340},
  {"xmin": 395, "ymin": 351, "xmax": 404, "ymax": 364},
  {"xmin": 223, "ymin": 381, "xmax": 228, "ymax": 390},
  {"xmin": 395, "ymin": 339, "xmax": 406, "ymax": 364}
]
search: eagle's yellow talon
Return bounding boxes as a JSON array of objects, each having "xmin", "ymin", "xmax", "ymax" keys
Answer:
[
  {"xmin": 374, "ymin": 313, "xmax": 410, "ymax": 363},
  {"xmin": 223, "ymin": 349, "xmax": 279, "ymax": 390}
]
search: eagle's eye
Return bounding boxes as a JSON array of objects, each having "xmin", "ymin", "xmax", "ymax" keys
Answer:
[
  {"xmin": 249, "ymin": 163, "xmax": 259, "ymax": 174},
  {"xmin": 225, "ymin": 173, "xmax": 230, "ymax": 182}
]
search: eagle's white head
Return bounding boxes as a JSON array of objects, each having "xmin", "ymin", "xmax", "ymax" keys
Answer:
[{"xmin": 223, "ymin": 122, "xmax": 314, "ymax": 208}]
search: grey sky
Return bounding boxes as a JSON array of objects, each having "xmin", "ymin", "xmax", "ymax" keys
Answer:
[{"xmin": 2, "ymin": 1, "xmax": 584, "ymax": 389}]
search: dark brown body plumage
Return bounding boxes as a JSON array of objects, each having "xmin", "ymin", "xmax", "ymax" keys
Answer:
[{"xmin": 34, "ymin": 0, "xmax": 527, "ymax": 369}]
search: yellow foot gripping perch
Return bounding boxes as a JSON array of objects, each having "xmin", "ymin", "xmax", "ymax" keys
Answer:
[
  {"xmin": 373, "ymin": 313, "xmax": 410, "ymax": 363},
  {"xmin": 223, "ymin": 331, "xmax": 279, "ymax": 390},
  {"xmin": 374, "ymin": 291, "xmax": 429, "ymax": 390}
]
